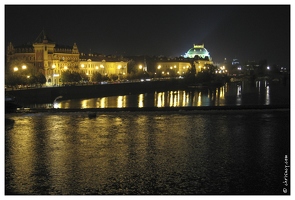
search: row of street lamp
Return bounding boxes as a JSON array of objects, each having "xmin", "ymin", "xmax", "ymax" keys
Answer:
[{"xmin": 13, "ymin": 65, "xmax": 27, "ymax": 72}]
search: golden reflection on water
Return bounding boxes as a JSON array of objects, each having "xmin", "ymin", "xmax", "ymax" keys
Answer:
[
  {"xmin": 197, "ymin": 92, "xmax": 202, "ymax": 106},
  {"xmin": 56, "ymin": 89, "xmax": 229, "ymax": 109},
  {"xmin": 46, "ymin": 116, "xmax": 74, "ymax": 194},
  {"xmin": 138, "ymin": 94, "xmax": 144, "ymax": 108},
  {"xmin": 6, "ymin": 111, "xmax": 288, "ymax": 194},
  {"xmin": 53, "ymin": 82, "xmax": 276, "ymax": 109},
  {"xmin": 8, "ymin": 117, "xmax": 36, "ymax": 194},
  {"xmin": 156, "ymin": 92, "xmax": 165, "ymax": 107}
]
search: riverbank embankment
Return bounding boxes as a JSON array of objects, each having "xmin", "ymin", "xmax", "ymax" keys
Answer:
[{"xmin": 14, "ymin": 105, "xmax": 290, "ymax": 114}]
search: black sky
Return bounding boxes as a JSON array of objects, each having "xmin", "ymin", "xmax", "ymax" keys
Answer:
[{"xmin": 5, "ymin": 5, "xmax": 290, "ymax": 66}]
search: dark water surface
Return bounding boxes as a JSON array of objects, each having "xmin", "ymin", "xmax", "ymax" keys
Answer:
[
  {"xmin": 5, "ymin": 110, "xmax": 290, "ymax": 195},
  {"xmin": 28, "ymin": 81, "xmax": 290, "ymax": 109}
]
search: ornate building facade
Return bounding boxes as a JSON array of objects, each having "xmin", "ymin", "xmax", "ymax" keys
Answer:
[
  {"xmin": 6, "ymin": 30, "xmax": 128, "ymax": 86},
  {"xmin": 155, "ymin": 44, "xmax": 214, "ymax": 76},
  {"xmin": 184, "ymin": 44, "xmax": 214, "ymax": 73}
]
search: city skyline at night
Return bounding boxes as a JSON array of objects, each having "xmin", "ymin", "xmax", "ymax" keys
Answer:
[
  {"xmin": 4, "ymin": 4, "xmax": 290, "ymax": 68},
  {"xmin": 4, "ymin": 2, "xmax": 292, "ymax": 196}
]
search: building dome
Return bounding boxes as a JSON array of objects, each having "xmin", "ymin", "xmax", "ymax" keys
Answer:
[{"xmin": 184, "ymin": 44, "xmax": 210, "ymax": 59}]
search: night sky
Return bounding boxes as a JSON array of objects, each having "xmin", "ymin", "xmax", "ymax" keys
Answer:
[{"xmin": 5, "ymin": 4, "xmax": 290, "ymax": 67}]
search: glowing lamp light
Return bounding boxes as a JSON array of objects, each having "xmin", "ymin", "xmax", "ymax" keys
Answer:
[
  {"xmin": 22, "ymin": 65, "xmax": 27, "ymax": 69},
  {"xmin": 13, "ymin": 67, "xmax": 18, "ymax": 71}
]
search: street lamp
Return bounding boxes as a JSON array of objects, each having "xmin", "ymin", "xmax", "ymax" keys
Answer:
[{"xmin": 13, "ymin": 67, "xmax": 18, "ymax": 72}]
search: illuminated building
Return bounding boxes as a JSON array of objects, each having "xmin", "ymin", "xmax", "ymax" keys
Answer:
[
  {"xmin": 155, "ymin": 60, "xmax": 192, "ymax": 77},
  {"xmin": 79, "ymin": 53, "xmax": 128, "ymax": 81},
  {"xmin": 6, "ymin": 30, "xmax": 128, "ymax": 85},
  {"xmin": 184, "ymin": 44, "xmax": 213, "ymax": 73}
]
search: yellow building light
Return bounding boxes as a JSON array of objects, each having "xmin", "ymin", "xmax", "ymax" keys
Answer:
[
  {"xmin": 13, "ymin": 67, "xmax": 18, "ymax": 71},
  {"xmin": 22, "ymin": 65, "xmax": 27, "ymax": 69}
]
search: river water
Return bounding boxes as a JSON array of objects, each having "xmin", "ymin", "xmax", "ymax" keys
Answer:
[
  {"xmin": 5, "ymin": 81, "xmax": 290, "ymax": 195},
  {"xmin": 25, "ymin": 81, "xmax": 290, "ymax": 109},
  {"xmin": 26, "ymin": 81, "xmax": 289, "ymax": 109}
]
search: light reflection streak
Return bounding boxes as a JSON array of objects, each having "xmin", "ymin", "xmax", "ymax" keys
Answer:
[
  {"xmin": 138, "ymin": 94, "xmax": 144, "ymax": 108},
  {"xmin": 157, "ymin": 92, "xmax": 165, "ymax": 107},
  {"xmin": 236, "ymin": 84, "xmax": 242, "ymax": 106},
  {"xmin": 220, "ymin": 86, "xmax": 225, "ymax": 99},
  {"xmin": 169, "ymin": 91, "xmax": 173, "ymax": 107},
  {"xmin": 81, "ymin": 99, "xmax": 88, "ymax": 108},
  {"xmin": 47, "ymin": 82, "xmax": 278, "ymax": 109},
  {"xmin": 182, "ymin": 91, "xmax": 188, "ymax": 106},
  {"xmin": 265, "ymin": 86, "xmax": 270, "ymax": 105},
  {"xmin": 117, "ymin": 96, "xmax": 126, "ymax": 108},
  {"xmin": 197, "ymin": 92, "xmax": 202, "ymax": 106}
]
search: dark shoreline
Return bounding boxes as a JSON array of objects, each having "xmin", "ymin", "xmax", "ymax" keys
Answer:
[{"xmin": 13, "ymin": 104, "xmax": 289, "ymax": 114}]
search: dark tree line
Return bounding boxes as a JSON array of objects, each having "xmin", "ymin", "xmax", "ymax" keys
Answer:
[{"xmin": 5, "ymin": 72, "xmax": 46, "ymax": 89}]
